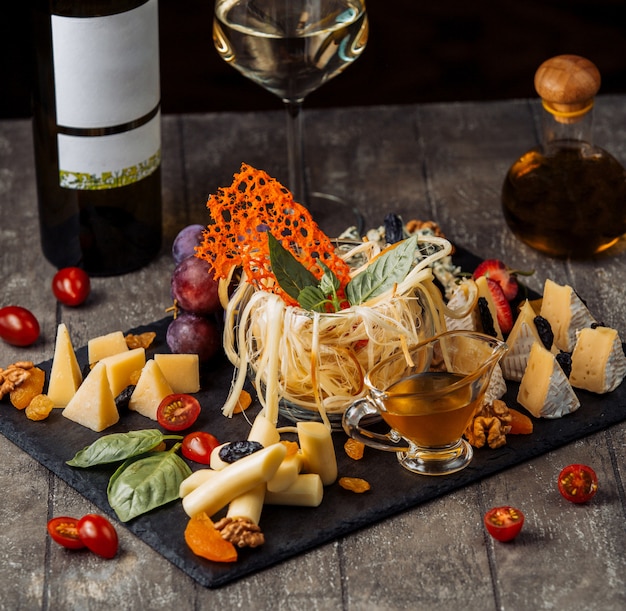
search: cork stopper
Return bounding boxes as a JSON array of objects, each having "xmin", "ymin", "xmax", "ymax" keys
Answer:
[{"xmin": 534, "ymin": 55, "xmax": 601, "ymax": 123}]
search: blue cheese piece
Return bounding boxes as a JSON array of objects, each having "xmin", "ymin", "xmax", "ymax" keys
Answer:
[
  {"xmin": 540, "ymin": 279, "xmax": 595, "ymax": 352},
  {"xmin": 569, "ymin": 326, "xmax": 626, "ymax": 394},
  {"xmin": 517, "ymin": 342, "xmax": 580, "ymax": 418},
  {"xmin": 484, "ymin": 363, "xmax": 507, "ymax": 405},
  {"xmin": 501, "ymin": 300, "xmax": 544, "ymax": 382}
]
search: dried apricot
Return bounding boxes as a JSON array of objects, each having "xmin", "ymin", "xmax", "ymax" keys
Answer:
[
  {"xmin": 344, "ymin": 438, "xmax": 365, "ymax": 460},
  {"xmin": 339, "ymin": 477, "xmax": 371, "ymax": 493},
  {"xmin": 25, "ymin": 394, "xmax": 55, "ymax": 421},
  {"xmin": 233, "ymin": 389, "xmax": 252, "ymax": 413},
  {"xmin": 184, "ymin": 511, "xmax": 237, "ymax": 563},
  {"xmin": 10, "ymin": 367, "xmax": 45, "ymax": 409},
  {"xmin": 508, "ymin": 408, "xmax": 534, "ymax": 435}
]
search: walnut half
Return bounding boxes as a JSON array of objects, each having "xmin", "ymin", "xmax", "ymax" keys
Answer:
[
  {"xmin": 0, "ymin": 361, "xmax": 34, "ymax": 400},
  {"xmin": 214, "ymin": 517, "xmax": 265, "ymax": 548},
  {"xmin": 465, "ymin": 399, "xmax": 512, "ymax": 449}
]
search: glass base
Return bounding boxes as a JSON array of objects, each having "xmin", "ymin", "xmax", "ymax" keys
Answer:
[
  {"xmin": 396, "ymin": 438, "xmax": 474, "ymax": 476},
  {"xmin": 307, "ymin": 192, "xmax": 365, "ymax": 237},
  {"xmin": 279, "ymin": 399, "xmax": 381, "ymax": 432}
]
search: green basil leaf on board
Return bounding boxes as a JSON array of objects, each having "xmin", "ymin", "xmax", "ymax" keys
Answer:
[
  {"xmin": 66, "ymin": 429, "xmax": 182, "ymax": 468},
  {"xmin": 345, "ymin": 235, "xmax": 418, "ymax": 305},
  {"xmin": 107, "ymin": 444, "xmax": 192, "ymax": 522},
  {"xmin": 268, "ymin": 232, "xmax": 318, "ymax": 302}
]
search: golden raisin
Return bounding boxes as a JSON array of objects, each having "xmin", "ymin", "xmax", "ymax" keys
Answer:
[
  {"xmin": 339, "ymin": 477, "xmax": 371, "ymax": 493},
  {"xmin": 344, "ymin": 438, "xmax": 365, "ymax": 460},
  {"xmin": 125, "ymin": 332, "xmax": 156, "ymax": 350},
  {"xmin": 10, "ymin": 367, "xmax": 45, "ymax": 410},
  {"xmin": 233, "ymin": 389, "xmax": 252, "ymax": 413},
  {"xmin": 25, "ymin": 394, "xmax": 55, "ymax": 421}
]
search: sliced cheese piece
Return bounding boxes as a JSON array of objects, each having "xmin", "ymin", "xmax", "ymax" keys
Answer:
[
  {"xmin": 47, "ymin": 323, "xmax": 83, "ymax": 407},
  {"xmin": 100, "ymin": 347, "xmax": 146, "ymax": 397},
  {"xmin": 62, "ymin": 361, "xmax": 119, "ymax": 432},
  {"xmin": 297, "ymin": 421, "xmax": 337, "ymax": 486},
  {"xmin": 153, "ymin": 353, "xmax": 200, "ymax": 394},
  {"xmin": 87, "ymin": 331, "xmax": 129, "ymax": 365},
  {"xmin": 501, "ymin": 300, "xmax": 545, "ymax": 382},
  {"xmin": 517, "ymin": 342, "xmax": 580, "ymax": 418},
  {"xmin": 264, "ymin": 474, "xmax": 324, "ymax": 507},
  {"xmin": 570, "ymin": 326, "xmax": 626, "ymax": 394},
  {"xmin": 540, "ymin": 279, "xmax": 595, "ymax": 352},
  {"xmin": 128, "ymin": 359, "xmax": 174, "ymax": 420},
  {"xmin": 182, "ymin": 442, "xmax": 287, "ymax": 518}
]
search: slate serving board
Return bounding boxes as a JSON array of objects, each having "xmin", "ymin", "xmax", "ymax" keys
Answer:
[{"xmin": 2, "ymin": 248, "xmax": 626, "ymax": 588}]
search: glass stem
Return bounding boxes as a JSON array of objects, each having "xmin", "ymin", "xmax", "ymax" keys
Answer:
[{"xmin": 284, "ymin": 99, "xmax": 308, "ymax": 206}]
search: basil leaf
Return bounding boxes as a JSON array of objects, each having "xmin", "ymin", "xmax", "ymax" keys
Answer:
[
  {"xmin": 298, "ymin": 285, "xmax": 329, "ymax": 312},
  {"xmin": 107, "ymin": 444, "xmax": 192, "ymax": 522},
  {"xmin": 318, "ymin": 261, "xmax": 340, "ymax": 295},
  {"xmin": 67, "ymin": 429, "xmax": 182, "ymax": 468},
  {"xmin": 268, "ymin": 232, "xmax": 318, "ymax": 302},
  {"xmin": 345, "ymin": 235, "xmax": 418, "ymax": 305}
]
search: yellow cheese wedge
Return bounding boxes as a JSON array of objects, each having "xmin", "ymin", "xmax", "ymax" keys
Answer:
[
  {"xmin": 87, "ymin": 331, "xmax": 129, "ymax": 365},
  {"xmin": 128, "ymin": 359, "xmax": 174, "ymax": 420},
  {"xmin": 153, "ymin": 353, "xmax": 200, "ymax": 393},
  {"xmin": 47, "ymin": 323, "xmax": 83, "ymax": 407},
  {"xmin": 62, "ymin": 361, "xmax": 119, "ymax": 432},
  {"xmin": 100, "ymin": 347, "xmax": 146, "ymax": 397},
  {"xmin": 297, "ymin": 421, "xmax": 337, "ymax": 486},
  {"xmin": 264, "ymin": 474, "xmax": 324, "ymax": 507},
  {"xmin": 517, "ymin": 342, "xmax": 579, "ymax": 418},
  {"xmin": 570, "ymin": 326, "xmax": 626, "ymax": 394},
  {"xmin": 540, "ymin": 279, "xmax": 595, "ymax": 352}
]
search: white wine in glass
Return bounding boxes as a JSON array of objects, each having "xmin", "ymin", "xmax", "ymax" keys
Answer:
[{"xmin": 213, "ymin": 0, "xmax": 368, "ymax": 234}]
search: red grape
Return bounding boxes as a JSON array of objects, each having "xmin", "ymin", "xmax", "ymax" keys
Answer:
[
  {"xmin": 171, "ymin": 256, "xmax": 222, "ymax": 316},
  {"xmin": 166, "ymin": 312, "xmax": 222, "ymax": 362},
  {"xmin": 172, "ymin": 224, "xmax": 205, "ymax": 265}
]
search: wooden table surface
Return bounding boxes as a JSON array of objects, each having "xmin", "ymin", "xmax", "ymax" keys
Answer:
[{"xmin": 2, "ymin": 96, "xmax": 626, "ymax": 610}]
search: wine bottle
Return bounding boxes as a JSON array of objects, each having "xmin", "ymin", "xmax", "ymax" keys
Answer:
[{"xmin": 31, "ymin": 0, "xmax": 162, "ymax": 276}]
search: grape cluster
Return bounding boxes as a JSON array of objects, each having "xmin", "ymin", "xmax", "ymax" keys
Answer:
[{"xmin": 166, "ymin": 224, "xmax": 223, "ymax": 363}]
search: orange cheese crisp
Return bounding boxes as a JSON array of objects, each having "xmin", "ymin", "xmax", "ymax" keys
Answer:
[{"xmin": 195, "ymin": 163, "xmax": 352, "ymax": 306}]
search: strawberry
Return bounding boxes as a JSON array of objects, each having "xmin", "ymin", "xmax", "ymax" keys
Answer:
[
  {"xmin": 484, "ymin": 278, "xmax": 514, "ymax": 335},
  {"xmin": 473, "ymin": 259, "xmax": 521, "ymax": 301}
]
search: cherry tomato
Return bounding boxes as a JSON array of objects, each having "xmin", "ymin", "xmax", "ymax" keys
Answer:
[
  {"xmin": 47, "ymin": 516, "xmax": 86, "ymax": 550},
  {"xmin": 182, "ymin": 431, "xmax": 221, "ymax": 464},
  {"xmin": 0, "ymin": 305, "xmax": 40, "ymax": 346},
  {"xmin": 484, "ymin": 506, "xmax": 524, "ymax": 542},
  {"xmin": 52, "ymin": 267, "xmax": 91, "ymax": 306},
  {"xmin": 157, "ymin": 393, "xmax": 201, "ymax": 431},
  {"xmin": 558, "ymin": 464, "xmax": 598, "ymax": 503},
  {"xmin": 77, "ymin": 514, "xmax": 119, "ymax": 559}
]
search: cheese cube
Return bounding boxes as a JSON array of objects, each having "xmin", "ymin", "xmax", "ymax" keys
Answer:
[
  {"xmin": 153, "ymin": 353, "xmax": 200, "ymax": 393},
  {"xmin": 128, "ymin": 359, "xmax": 174, "ymax": 420},
  {"xmin": 570, "ymin": 326, "xmax": 626, "ymax": 394},
  {"xmin": 540, "ymin": 279, "xmax": 595, "ymax": 352},
  {"xmin": 501, "ymin": 300, "xmax": 545, "ymax": 382},
  {"xmin": 62, "ymin": 361, "xmax": 119, "ymax": 432},
  {"xmin": 100, "ymin": 347, "xmax": 146, "ymax": 397},
  {"xmin": 517, "ymin": 342, "xmax": 579, "ymax": 418},
  {"xmin": 88, "ymin": 331, "xmax": 129, "ymax": 365},
  {"xmin": 47, "ymin": 323, "xmax": 83, "ymax": 407},
  {"xmin": 264, "ymin": 474, "xmax": 324, "ymax": 507}
]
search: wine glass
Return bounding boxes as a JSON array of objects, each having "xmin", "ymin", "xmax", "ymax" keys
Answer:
[{"xmin": 213, "ymin": 0, "xmax": 369, "ymax": 235}]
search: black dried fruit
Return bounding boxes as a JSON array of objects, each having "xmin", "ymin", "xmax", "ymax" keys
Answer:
[
  {"xmin": 219, "ymin": 440, "xmax": 264, "ymax": 463},
  {"xmin": 534, "ymin": 315, "xmax": 554, "ymax": 350},
  {"xmin": 115, "ymin": 385, "xmax": 135, "ymax": 413},
  {"xmin": 591, "ymin": 321, "xmax": 606, "ymax": 329},
  {"xmin": 477, "ymin": 297, "xmax": 497, "ymax": 338},
  {"xmin": 384, "ymin": 213, "xmax": 404, "ymax": 244},
  {"xmin": 556, "ymin": 351, "xmax": 572, "ymax": 378}
]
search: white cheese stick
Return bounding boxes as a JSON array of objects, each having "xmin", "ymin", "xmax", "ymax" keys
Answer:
[
  {"xmin": 182, "ymin": 443, "xmax": 287, "ymax": 518},
  {"xmin": 267, "ymin": 450, "xmax": 302, "ymax": 493},
  {"xmin": 264, "ymin": 474, "xmax": 324, "ymax": 507},
  {"xmin": 297, "ymin": 422, "xmax": 337, "ymax": 486},
  {"xmin": 179, "ymin": 469, "xmax": 216, "ymax": 498},
  {"xmin": 226, "ymin": 483, "xmax": 266, "ymax": 525},
  {"xmin": 209, "ymin": 443, "xmax": 230, "ymax": 470},
  {"xmin": 248, "ymin": 413, "xmax": 281, "ymax": 446}
]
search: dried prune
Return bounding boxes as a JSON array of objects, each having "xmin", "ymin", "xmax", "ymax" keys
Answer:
[
  {"xmin": 534, "ymin": 315, "xmax": 554, "ymax": 349},
  {"xmin": 477, "ymin": 297, "xmax": 497, "ymax": 338},
  {"xmin": 556, "ymin": 351, "xmax": 572, "ymax": 377},
  {"xmin": 384, "ymin": 213, "xmax": 404, "ymax": 244},
  {"xmin": 114, "ymin": 385, "xmax": 135, "ymax": 413},
  {"xmin": 219, "ymin": 440, "xmax": 264, "ymax": 463}
]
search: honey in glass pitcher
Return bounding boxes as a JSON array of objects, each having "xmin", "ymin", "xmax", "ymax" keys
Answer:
[{"xmin": 502, "ymin": 55, "xmax": 626, "ymax": 258}]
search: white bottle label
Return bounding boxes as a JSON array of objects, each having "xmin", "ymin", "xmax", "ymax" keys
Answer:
[{"xmin": 51, "ymin": 0, "xmax": 161, "ymax": 190}]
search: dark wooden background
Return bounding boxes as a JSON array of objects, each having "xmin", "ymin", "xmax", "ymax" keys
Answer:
[{"xmin": 3, "ymin": 0, "xmax": 626, "ymax": 119}]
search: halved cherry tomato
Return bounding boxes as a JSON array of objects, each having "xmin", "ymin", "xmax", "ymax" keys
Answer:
[
  {"xmin": 0, "ymin": 305, "xmax": 40, "ymax": 346},
  {"xmin": 558, "ymin": 464, "xmax": 598, "ymax": 503},
  {"xmin": 157, "ymin": 393, "xmax": 201, "ymax": 431},
  {"xmin": 484, "ymin": 506, "xmax": 524, "ymax": 542},
  {"xmin": 52, "ymin": 267, "xmax": 91, "ymax": 306},
  {"xmin": 77, "ymin": 514, "xmax": 119, "ymax": 559},
  {"xmin": 182, "ymin": 431, "xmax": 220, "ymax": 464},
  {"xmin": 47, "ymin": 516, "xmax": 86, "ymax": 550}
]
